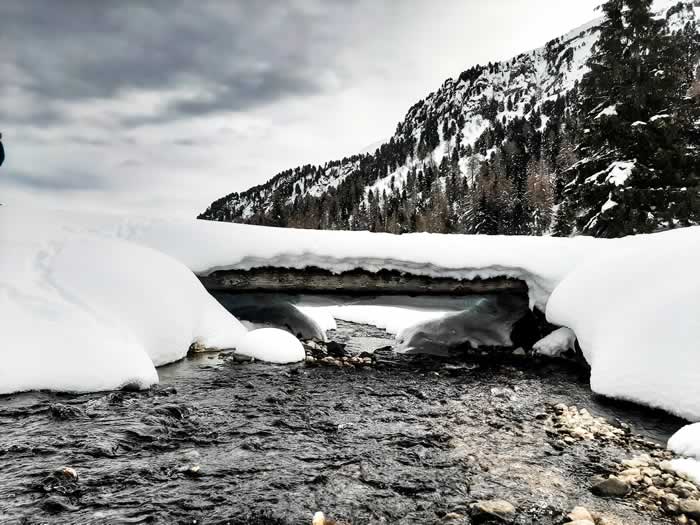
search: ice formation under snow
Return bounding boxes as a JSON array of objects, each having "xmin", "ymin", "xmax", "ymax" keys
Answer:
[{"xmin": 533, "ymin": 327, "xmax": 577, "ymax": 358}]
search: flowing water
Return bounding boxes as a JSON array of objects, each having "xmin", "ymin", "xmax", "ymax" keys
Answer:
[{"xmin": 0, "ymin": 321, "xmax": 685, "ymax": 524}]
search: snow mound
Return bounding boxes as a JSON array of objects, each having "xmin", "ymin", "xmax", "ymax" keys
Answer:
[
  {"xmin": 669, "ymin": 424, "xmax": 700, "ymax": 460},
  {"xmin": 0, "ymin": 208, "xmax": 246, "ymax": 394},
  {"xmin": 547, "ymin": 227, "xmax": 700, "ymax": 421},
  {"xmin": 235, "ymin": 328, "xmax": 305, "ymax": 364},
  {"xmin": 533, "ymin": 327, "xmax": 576, "ymax": 357},
  {"xmin": 669, "ymin": 458, "xmax": 700, "ymax": 487}
]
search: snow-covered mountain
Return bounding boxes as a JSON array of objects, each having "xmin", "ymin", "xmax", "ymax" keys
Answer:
[{"xmin": 199, "ymin": 2, "xmax": 700, "ymax": 231}]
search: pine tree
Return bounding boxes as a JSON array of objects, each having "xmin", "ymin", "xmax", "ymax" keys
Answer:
[{"xmin": 562, "ymin": 0, "xmax": 700, "ymax": 237}]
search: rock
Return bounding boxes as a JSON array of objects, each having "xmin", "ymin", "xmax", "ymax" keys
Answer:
[
  {"xmin": 443, "ymin": 512, "xmax": 464, "ymax": 520},
  {"xmin": 49, "ymin": 403, "xmax": 83, "ymax": 420},
  {"xmin": 591, "ymin": 476, "xmax": 630, "ymax": 497},
  {"xmin": 43, "ymin": 495, "xmax": 79, "ymax": 513},
  {"xmin": 470, "ymin": 499, "xmax": 515, "ymax": 523},
  {"xmin": 312, "ymin": 511, "xmax": 325, "ymax": 525},
  {"xmin": 565, "ymin": 521, "xmax": 595, "ymax": 525},
  {"xmin": 680, "ymin": 499, "xmax": 700, "ymax": 519},
  {"xmin": 568, "ymin": 506, "xmax": 594, "ymax": 522},
  {"xmin": 512, "ymin": 348, "xmax": 527, "ymax": 356}
]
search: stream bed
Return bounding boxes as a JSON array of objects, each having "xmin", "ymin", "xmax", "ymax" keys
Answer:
[{"xmin": 0, "ymin": 321, "xmax": 686, "ymax": 524}]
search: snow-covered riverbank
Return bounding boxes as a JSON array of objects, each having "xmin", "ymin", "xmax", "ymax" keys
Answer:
[{"xmin": 1, "ymin": 206, "xmax": 699, "ymax": 423}]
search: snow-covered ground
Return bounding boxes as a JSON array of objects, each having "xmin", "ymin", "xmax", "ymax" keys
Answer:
[
  {"xmin": 547, "ymin": 227, "xmax": 700, "ymax": 421},
  {"xmin": 1, "ymin": 206, "xmax": 699, "ymax": 423}
]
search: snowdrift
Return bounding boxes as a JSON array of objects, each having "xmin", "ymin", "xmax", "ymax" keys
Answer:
[
  {"xmin": 0, "ymin": 208, "xmax": 247, "ymax": 394},
  {"xmin": 547, "ymin": 227, "xmax": 700, "ymax": 421}
]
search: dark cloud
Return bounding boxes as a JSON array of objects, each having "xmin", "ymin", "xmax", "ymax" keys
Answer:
[
  {"xmin": 0, "ymin": 0, "xmax": 356, "ymax": 127},
  {"xmin": 2, "ymin": 169, "xmax": 115, "ymax": 192}
]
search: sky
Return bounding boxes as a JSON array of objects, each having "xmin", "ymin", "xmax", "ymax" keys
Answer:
[{"xmin": 0, "ymin": 0, "xmax": 602, "ymax": 218}]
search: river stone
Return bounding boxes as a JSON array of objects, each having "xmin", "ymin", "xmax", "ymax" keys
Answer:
[
  {"xmin": 591, "ymin": 475, "xmax": 630, "ymax": 497},
  {"xmin": 679, "ymin": 498, "xmax": 700, "ymax": 519},
  {"xmin": 470, "ymin": 499, "xmax": 515, "ymax": 523},
  {"xmin": 568, "ymin": 506, "xmax": 594, "ymax": 522}
]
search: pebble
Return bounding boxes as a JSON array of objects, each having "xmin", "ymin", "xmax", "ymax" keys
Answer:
[
  {"xmin": 567, "ymin": 506, "xmax": 594, "ymax": 522},
  {"xmin": 469, "ymin": 499, "xmax": 515, "ymax": 523},
  {"xmin": 591, "ymin": 475, "xmax": 630, "ymax": 497}
]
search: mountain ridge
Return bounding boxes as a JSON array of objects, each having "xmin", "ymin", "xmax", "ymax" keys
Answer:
[{"xmin": 199, "ymin": 1, "xmax": 699, "ymax": 236}]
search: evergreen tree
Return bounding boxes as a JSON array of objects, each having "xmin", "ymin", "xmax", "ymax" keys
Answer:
[{"xmin": 562, "ymin": 0, "xmax": 700, "ymax": 237}]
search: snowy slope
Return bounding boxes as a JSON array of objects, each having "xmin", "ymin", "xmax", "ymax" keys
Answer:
[
  {"xmin": 201, "ymin": 15, "xmax": 599, "ymax": 222},
  {"xmin": 200, "ymin": 2, "xmax": 699, "ymax": 231}
]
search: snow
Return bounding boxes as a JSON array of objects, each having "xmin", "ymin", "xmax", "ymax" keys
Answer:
[
  {"xmin": 547, "ymin": 227, "xmax": 700, "ymax": 421},
  {"xmin": 595, "ymin": 104, "xmax": 618, "ymax": 119},
  {"xmin": 234, "ymin": 328, "xmax": 305, "ymax": 364},
  {"xmin": 669, "ymin": 424, "xmax": 700, "ymax": 460},
  {"xmin": 0, "ymin": 207, "xmax": 247, "ymax": 395},
  {"xmin": 606, "ymin": 161, "xmax": 636, "ymax": 186},
  {"xmin": 112, "ymin": 214, "xmax": 601, "ymax": 312},
  {"xmin": 4, "ymin": 203, "xmax": 700, "ymax": 420},
  {"xmin": 601, "ymin": 196, "xmax": 618, "ymax": 213},
  {"xmin": 533, "ymin": 327, "xmax": 576, "ymax": 357},
  {"xmin": 670, "ymin": 458, "xmax": 700, "ymax": 487}
]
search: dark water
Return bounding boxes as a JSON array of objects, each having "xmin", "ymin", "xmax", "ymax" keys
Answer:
[{"xmin": 0, "ymin": 321, "xmax": 684, "ymax": 525}]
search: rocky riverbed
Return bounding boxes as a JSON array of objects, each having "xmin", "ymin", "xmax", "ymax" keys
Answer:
[{"xmin": 0, "ymin": 321, "xmax": 693, "ymax": 524}]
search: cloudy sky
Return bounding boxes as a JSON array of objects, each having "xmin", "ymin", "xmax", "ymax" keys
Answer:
[{"xmin": 0, "ymin": 0, "xmax": 601, "ymax": 218}]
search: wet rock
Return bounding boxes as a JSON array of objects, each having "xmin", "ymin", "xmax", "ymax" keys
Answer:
[
  {"xmin": 188, "ymin": 341, "xmax": 208, "ymax": 354},
  {"xmin": 43, "ymin": 495, "xmax": 79, "ymax": 513},
  {"xmin": 469, "ymin": 499, "xmax": 515, "ymax": 523},
  {"xmin": 49, "ymin": 403, "xmax": 83, "ymax": 420},
  {"xmin": 442, "ymin": 512, "xmax": 465, "ymax": 521},
  {"xmin": 591, "ymin": 476, "xmax": 630, "ymax": 497},
  {"xmin": 41, "ymin": 467, "xmax": 80, "ymax": 496}
]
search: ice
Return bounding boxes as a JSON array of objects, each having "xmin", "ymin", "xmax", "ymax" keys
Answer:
[
  {"xmin": 396, "ymin": 294, "xmax": 529, "ymax": 356},
  {"xmin": 533, "ymin": 327, "xmax": 576, "ymax": 357},
  {"xmin": 669, "ymin": 424, "xmax": 700, "ymax": 460},
  {"xmin": 235, "ymin": 328, "xmax": 305, "ymax": 364},
  {"xmin": 0, "ymin": 207, "xmax": 246, "ymax": 394},
  {"xmin": 547, "ymin": 227, "xmax": 700, "ymax": 421}
]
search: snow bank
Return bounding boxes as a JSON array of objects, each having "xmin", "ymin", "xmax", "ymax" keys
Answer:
[
  {"xmin": 669, "ymin": 424, "xmax": 700, "ymax": 460},
  {"xmin": 547, "ymin": 227, "xmax": 700, "ymax": 421},
  {"xmin": 669, "ymin": 459, "xmax": 700, "ymax": 487},
  {"xmin": 533, "ymin": 327, "xmax": 576, "ymax": 357},
  {"xmin": 104, "ymin": 216, "xmax": 603, "ymax": 311},
  {"xmin": 235, "ymin": 328, "xmax": 305, "ymax": 364},
  {"xmin": 0, "ymin": 208, "xmax": 246, "ymax": 394}
]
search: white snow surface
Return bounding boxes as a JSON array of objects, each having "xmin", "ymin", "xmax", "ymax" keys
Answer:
[
  {"xmin": 606, "ymin": 161, "xmax": 636, "ymax": 186},
  {"xmin": 0, "ymin": 207, "xmax": 247, "ymax": 395},
  {"xmin": 533, "ymin": 327, "xmax": 576, "ymax": 357},
  {"xmin": 112, "ymin": 215, "xmax": 602, "ymax": 312},
  {"xmin": 670, "ymin": 458, "xmax": 700, "ymax": 487},
  {"xmin": 669, "ymin": 424, "xmax": 700, "ymax": 460},
  {"xmin": 234, "ymin": 328, "xmax": 305, "ymax": 364},
  {"xmin": 547, "ymin": 226, "xmax": 700, "ymax": 421}
]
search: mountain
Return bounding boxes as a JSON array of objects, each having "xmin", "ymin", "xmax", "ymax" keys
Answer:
[{"xmin": 199, "ymin": 1, "xmax": 700, "ymax": 237}]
